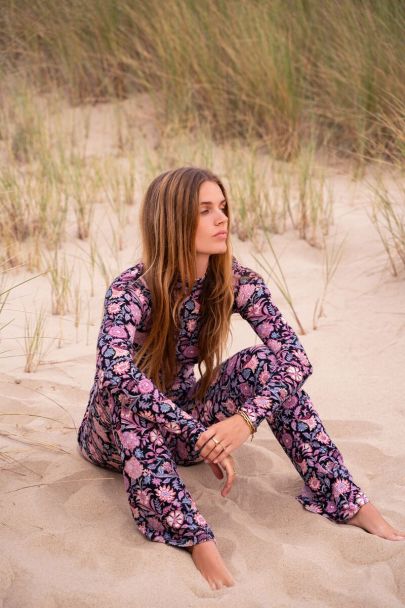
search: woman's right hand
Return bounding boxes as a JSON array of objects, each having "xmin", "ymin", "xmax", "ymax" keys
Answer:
[{"xmin": 206, "ymin": 454, "xmax": 236, "ymax": 498}]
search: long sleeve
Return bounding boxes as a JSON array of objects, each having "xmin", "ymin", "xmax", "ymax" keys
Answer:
[
  {"xmin": 96, "ymin": 277, "xmax": 207, "ymax": 453},
  {"xmin": 232, "ymin": 262, "xmax": 313, "ymax": 429}
]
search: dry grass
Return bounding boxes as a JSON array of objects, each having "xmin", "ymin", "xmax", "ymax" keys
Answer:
[
  {"xmin": 22, "ymin": 306, "xmax": 52, "ymax": 372},
  {"xmin": 312, "ymin": 236, "xmax": 346, "ymax": 330},
  {"xmin": 368, "ymin": 175, "xmax": 405, "ymax": 277},
  {"xmin": 1, "ymin": 1, "xmax": 403, "ymax": 162}
]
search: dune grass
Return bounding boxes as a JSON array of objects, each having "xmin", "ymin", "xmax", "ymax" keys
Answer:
[
  {"xmin": 368, "ymin": 174, "xmax": 405, "ymax": 276},
  {"xmin": 0, "ymin": 0, "xmax": 404, "ymax": 163},
  {"xmin": 22, "ymin": 306, "xmax": 51, "ymax": 372}
]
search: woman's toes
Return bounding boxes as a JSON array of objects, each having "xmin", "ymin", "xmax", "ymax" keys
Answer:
[{"xmin": 393, "ymin": 530, "xmax": 405, "ymax": 540}]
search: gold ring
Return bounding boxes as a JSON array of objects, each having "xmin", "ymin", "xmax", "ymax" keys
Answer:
[{"xmin": 211, "ymin": 437, "xmax": 219, "ymax": 445}]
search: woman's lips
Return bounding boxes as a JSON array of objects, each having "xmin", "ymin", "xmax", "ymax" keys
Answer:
[{"xmin": 213, "ymin": 232, "xmax": 227, "ymax": 238}]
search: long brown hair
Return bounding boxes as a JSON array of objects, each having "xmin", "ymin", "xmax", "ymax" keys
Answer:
[{"xmin": 134, "ymin": 166, "xmax": 235, "ymax": 402}]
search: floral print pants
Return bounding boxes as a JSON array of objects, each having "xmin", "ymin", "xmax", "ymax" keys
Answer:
[{"xmin": 78, "ymin": 345, "xmax": 369, "ymax": 549}]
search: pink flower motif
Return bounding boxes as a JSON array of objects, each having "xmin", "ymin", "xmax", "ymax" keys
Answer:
[
  {"xmin": 239, "ymin": 382, "xmax": 252, "ymax": 397},
  {"xmin": 224, "ymin": 399, "xmax": 236, "ymax": 414},
  {"xmin": 300, "ymin": 484, "xmax": 315, "ymax": 499},
  {"xmin": 164, "ymin": 421, "xmax": 181, "ymax": 433},
  {"xmin": 149, "ymin": 429, "xmax": 163, "ymax": 444},
  {"xmin": 279, "ymin": 388, "xmax": 288, "ymax": 402},
  {"xmin": 119, "ymin": 430, "xmax": 140, "ymax": 450},
  {"xmin": 259, "ymin": 321, "xmax": 273, "ymax": 337},
  {"xmin": 113, "ymin": 346, "xmax": 129, "ymax": 358},
  {"xmin": 127, "ymin": 324, "xmax": 135, "ymax": 341},
  {"xmin": 326, "ymin": 501, "xmax": 337, "ymax": 513},
  {"xmin": 281, "ymin": 432, "xmax": 293, "ymax": 449},
  {"xmin": 296, "ymin": 351, "xmax": 310, "ymax": 366},
  {"xmin": 287, "ymin": 366, "xmax": 303, "ymax": 382},
  {"xmin": 184, "ymin": 345, "xmax": 199, "ymax": 358},
  {"xmin": 332, "ymin": 478, "xmax": 351, "ymax": 498},
  {"xmin": 166, "ymin": 509, "xmax": 184, "ymax": 529},
  {"xmin": 108, "ymin": 303, "xmax": 121, "ymax": 314},
  {"xmin": 125, "ymin": 456, "xmax": 143, "ymax": 479},
  {"xmin": 245, "ymin": 355, "xmax": 259, "ymax": 372},
  {"xmin": 305, "ymin": 504, "xmax": 323, "ymax": 514},
  {"xmin": 136, "ymin": 488, "xmax": 152, "ymax": 507},
  {"xmin": 344, "ymin": 503, "xmax": 359, "ymax": 518},
  {"xmin": 118, "ymin": 393, "xmax": 130, "ymax": 406},
  {"xmin": 356, "ymin": 495, "xmax": 367, "ymax": 507},
  {"xmin": 236, "ymin": 284, "xmax": 256, "ymax": 308},
  {"xmin": 268, "ymin": 339, "xmax": 282, "ymax": 354},
  {"xmin": 227, "ymin": 357, "xmax": 237, "ymax": 374},
  {"xmin": 283, "ymin": 395, "xmax": 298, "ymax": 409},
  {"xmin": 162, "ymin": 461, "xmax": 173, "ymax": 473},
  {"xmin": 148, "ymin": 517, "xmax": 165, "ymax": 532},
  {"xmin": 250, "ymin": 303, "xmax": 262, "ymax": 316},
  {"xmin": 259, "ymin": 369, "xmax": 271, "ymax": 384},
  {"xmin": 253, "ymin": 395, "xmax": 270, "ymax": 408},
  {"xmin": 204, "ymin": 400, "xmax": 214, "ymax": 418},
  {"xmin": 303, "ymin": 416, "xmax": 317, "ymax": 430},
  {"xmin": 300, "ymin": 460, "xmax": 308, "ymax": 474},
  {"xmin": 309, "ymin": 475, "xmax": 321, "ymax": 491},
  {"xmin": 135, "ymin": 290, "xmax": 147, "ymax": 306},
  {"xmin": 140, "ymin": 410, "xmax": 155, "ymax": 421},
  {"xmin": 187, "ymin": 320, "xmax": 197, "ymax": 331},
  {"xmin": 113, "ymin": 360, "xmax": 130, "ymax": 375},
  {"xmin": 93, "ymin": 419, "xmax": 109, "ymax": 442},
  {"xmin": 138, "ymin": 378, "xmax": 154, "ymax": 393},
  {"xmin": 109, "ymin": 325, "xmax": 127, "ymax": 338},
  {"xmin": 194, "ymin": 513, "xmax": 207, "ymax": 526},
  {"xmin": 316, "ymin": 431, "xmax": 330, "ymax": 444},
  {"xmin": 129, "ymin": 302, "xmax": 142, "ymax": 324},
  {"xmin": 111, "ymin": 288, "xmax": 124, "ymax": 298},
  {"xmin": 156, "ymin": 484, "xmax": 176, "ymax": 503}
]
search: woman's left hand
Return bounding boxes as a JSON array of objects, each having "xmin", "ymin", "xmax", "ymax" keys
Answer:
[{"xmin": 195, "ymin": 414, "xmax": 252, "ymax": 465}]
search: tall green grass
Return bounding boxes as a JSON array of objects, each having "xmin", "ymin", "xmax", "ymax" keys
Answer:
[{"xmin": 0, "ymin": 0, "xmax": 403, "ymax": 162}]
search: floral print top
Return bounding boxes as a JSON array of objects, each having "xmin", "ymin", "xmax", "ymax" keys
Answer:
[{"xmin": 89, "ymin": 255, "xmax": 313, "ymax": 449}]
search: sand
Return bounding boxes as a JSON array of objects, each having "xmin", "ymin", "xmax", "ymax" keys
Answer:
[{"xmin": 1, "ymin": 100, "xmax": 405, "ymax": 608}]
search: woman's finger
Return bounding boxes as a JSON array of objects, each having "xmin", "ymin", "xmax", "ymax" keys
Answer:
[
  {"xmin": 200, "ymin": 437, "xmax": 226, "ymax": 461},
  {"xmin": 220, "ymin": 457, "xmax": 236, "ymax": 497},
  {"xmin": 208, "ymin": 462, "xmax": 223, "ymax": 479},
  {"xmin": 212, "ymin": 444, "xmax": 232, "ymax": 465}
]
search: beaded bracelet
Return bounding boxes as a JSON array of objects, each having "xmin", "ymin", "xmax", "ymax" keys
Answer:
[{"xmin": 236, "ymin": 410, "xmax": 256, "ymax": 441}]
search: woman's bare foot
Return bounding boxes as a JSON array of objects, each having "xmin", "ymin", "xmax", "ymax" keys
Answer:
[
  {"xmin": 344, "ymin": 501, "xmax": 405, "ymax": 540},
  {"xmin": 184, "ymin": 540, "xmax": 235, "ymax": 590}
]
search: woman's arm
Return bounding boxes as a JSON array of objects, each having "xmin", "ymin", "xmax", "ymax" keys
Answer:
[
  {"xmin": 96, "ymin": 277, "xmax": 206, "ymax": 452},
  {"xmin": 233, "ymin": 264, "xmax": 313, "ymax": 428}
]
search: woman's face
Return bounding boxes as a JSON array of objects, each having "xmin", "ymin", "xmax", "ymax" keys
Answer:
[{"xmin": 195, "ymin": 180, "xmax": 228, "ymax": 259}]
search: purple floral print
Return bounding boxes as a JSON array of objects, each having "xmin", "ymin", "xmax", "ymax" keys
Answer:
[{"xmin": 77, "ymin": 255, "xmax": 369, "ymax": 548}]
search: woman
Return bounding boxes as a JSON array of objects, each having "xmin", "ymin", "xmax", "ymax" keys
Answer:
[{"xmin": 77, "ymin": 166, "xmax": 405, "ymax": 591}]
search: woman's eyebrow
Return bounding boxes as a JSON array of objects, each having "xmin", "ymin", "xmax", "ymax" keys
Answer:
[{"xmin": 199, "ymin": 199, "xmax": 226, "ymax": 205}]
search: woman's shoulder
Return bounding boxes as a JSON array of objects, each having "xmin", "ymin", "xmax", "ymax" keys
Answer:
[
  {"xmin": 231, "ymin": 255, "xmax": 263, "ymax": 284},
  {"xmin": 108, "ymin": 261, "xmax": 150, "ymax": 297}
]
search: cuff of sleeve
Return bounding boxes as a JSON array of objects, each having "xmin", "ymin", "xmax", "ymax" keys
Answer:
[
  {"xmin": 237, "ymin": 403, "xmax": 261, "ymax": 433},
  {"xmin": 187, "ymin": 423, "xmax": 207, "ymax": 460}
]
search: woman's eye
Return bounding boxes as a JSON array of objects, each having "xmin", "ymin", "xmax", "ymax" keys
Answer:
[{"xmin": 200, "ymin": 206, "xmax": 227, "ymax": 215}]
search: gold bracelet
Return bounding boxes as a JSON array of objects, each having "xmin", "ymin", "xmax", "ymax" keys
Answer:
[{"xmin": 236, "ymin": 410, "xmax": 256, "ymax": 441}]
